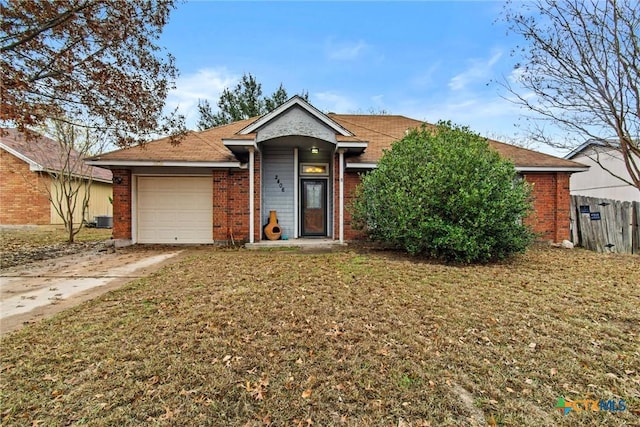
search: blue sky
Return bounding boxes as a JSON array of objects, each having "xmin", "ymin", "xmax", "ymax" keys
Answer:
[{"xmin": 160, "ymin": 1, "xmax": 556, "ymax": 153}]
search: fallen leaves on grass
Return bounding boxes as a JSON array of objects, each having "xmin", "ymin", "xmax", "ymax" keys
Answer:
[{"xmin": 1, "ymin": 245, "xmax": 638, "ymax": 426}]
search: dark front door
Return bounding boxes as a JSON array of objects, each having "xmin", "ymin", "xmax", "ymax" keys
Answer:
[{"xmin": 301, "ymin": 179, "xmax": 327, "ymax": 236}]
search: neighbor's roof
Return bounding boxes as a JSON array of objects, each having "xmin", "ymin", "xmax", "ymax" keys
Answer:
[
  {"xmin": 90, "ymin": 113, "xmax": 587, "ymax": 171},
  {"xmin": 564, "ymin": 138, "xmax": 621, "ymax": 159},
  {"xmin": 0, "ymin": 128, "xmax": 112, "ymax": 182}
]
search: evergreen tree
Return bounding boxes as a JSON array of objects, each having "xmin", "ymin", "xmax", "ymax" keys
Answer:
[{"xmin": 197, "ymin": 73, "xmax": 308, "ymax": 130}]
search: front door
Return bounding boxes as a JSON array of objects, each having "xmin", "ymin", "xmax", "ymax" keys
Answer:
[{"xmin": 301, "ymin": 179, "xmax": 327, "ymax": 236}]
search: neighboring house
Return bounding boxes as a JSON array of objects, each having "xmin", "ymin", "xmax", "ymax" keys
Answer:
[
  {"xmin": 565, "ymin": 139, "xmax": 639, "ymax": 202},
  {"xmin": 0, "ymin": 128, "xmax": 113, "ymax": 226},
  {"xmin": 86, "ymin": 96, "xmax": 587, "ymax": 245}
]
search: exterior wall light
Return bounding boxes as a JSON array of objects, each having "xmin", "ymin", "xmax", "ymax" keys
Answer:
[{"xmin": 311, "ymin": 147, "xmax": 319, "ymax": 154}]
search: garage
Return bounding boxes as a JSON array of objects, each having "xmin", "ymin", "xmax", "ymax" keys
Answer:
[{"xmin": 136, "ymin": 176, "xmax": 213, "ymax": 244}]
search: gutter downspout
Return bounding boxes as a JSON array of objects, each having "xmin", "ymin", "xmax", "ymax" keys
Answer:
[
  {"xmin": 294, "ymin": 147, "xmax": 299, "ymax": 239},
  {"xmin": 338, "ymin": 148, "xmax": 345, "ymax": 244},
  {"xmin": 249, "ymin": 147, "xmax": 255, "ymax": 243}
]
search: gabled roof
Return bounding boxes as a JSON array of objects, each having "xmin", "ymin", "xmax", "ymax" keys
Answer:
[
  {"xmin": 1, "ymin": 128, "xmax": 112, "ymax": 182},
  {"xmin": 239, "ymin": 96, "xmax": 353, "ymax": 137},
  {"xmin": 88, "ymin": 104, "xmax": 587, "ymax": 172},
  {"xmin": 329, "ymin": 115, "xmax": 586, "ymax": 171},
  {"xmin": 87, "ymin": 119, "xmax": 253, "ymax": 166},
  {"xmin": 565, "ymin": 139, "xmax": 621, "ymax": 159}
]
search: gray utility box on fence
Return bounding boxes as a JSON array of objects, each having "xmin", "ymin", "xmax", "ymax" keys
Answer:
[{"xmin": 95, "ymin": 216, "xmax": 113, "ymax": 229}]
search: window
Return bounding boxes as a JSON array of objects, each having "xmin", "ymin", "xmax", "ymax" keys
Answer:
[{"xmin": 300, "ymin": 163, "xmax": 329, "ymax": 176}]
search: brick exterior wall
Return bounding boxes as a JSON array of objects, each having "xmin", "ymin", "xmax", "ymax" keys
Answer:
[
  {"xmin": 334, "ymin": 165, "xmax": 572, "ymax": 243},
  {"xmin": 332, "ymin": 155, "xmax": 366, "ymax": 240},
  {"xmin": 523, "ymin": 172, "xmax": 572, "ymax": 242},
  {"xmin": 109, "ymin": 162, "xmax": 571, "ymax": 244},
  {"xmin": 213, "ymin": 159, "xmax": 260, "ymax": 243},
  {"xmin": 0, "ymin": 149, "xmax": 51, "ymax": 224},
  {"xmin": 111, "ymin": 169, "xmax": 132, "ymax": 240}
]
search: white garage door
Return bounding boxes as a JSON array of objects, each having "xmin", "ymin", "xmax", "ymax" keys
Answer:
[{"xmin": 137, "ymin": 176, "xmax": 213, "ymax": 244}]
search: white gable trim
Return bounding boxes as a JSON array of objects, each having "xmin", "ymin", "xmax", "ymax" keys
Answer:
[
  {"xmin": 0, "ymin": 142, "xmax": 44, "ymax": 171},
  {"xmin": 346, "ymin": 162, "xmax": 377, "ymax": 169},
  {"xmin": 516, "ymin": 166, "xmax": 589, "ymax": 173},
  {"xmin": 85, "ymin": 160, "xmax": 241, "ymax": 168},
  {"xmin": 238, "ymin": 96, "xmax": 353, "ymax": 137},
  {"xmin": 223, "ymin": 138, "xmax": 258, "ymax": 149}
]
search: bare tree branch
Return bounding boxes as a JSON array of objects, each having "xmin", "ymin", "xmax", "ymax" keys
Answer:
[{"xmin": 502, "ymin": 0, "xmax": 640, "ymax": 192}]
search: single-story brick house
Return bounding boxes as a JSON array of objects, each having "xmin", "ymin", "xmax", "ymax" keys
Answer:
[
  {"xmin": 86, "ymin": 96, "xmax": 587, "ymax": 245},
  {"xmin": 0, "ymin": 128, "xmax": 113, "ymax": 226}
]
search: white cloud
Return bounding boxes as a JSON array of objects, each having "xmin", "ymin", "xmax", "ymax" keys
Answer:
[
  {"xmin": 313, "ymin": 91, "xmax": 358, "ymax": 113},
  {"xmin": 325, "ymin": 39, "xmax": 369, "ymax": 61},
  {"xmin": 166, "ymin": 68, "xmax": 238, "ymax": 129},
  {"xmin": 397, "ymin": 93, "xmax": 524, "ymax": 137},
  {"xmin": 449, "ymin": 49, "xmax": 503, "ymax": 91}
]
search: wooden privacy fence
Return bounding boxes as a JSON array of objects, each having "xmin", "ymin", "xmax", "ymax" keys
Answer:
[{"xmin": 570, "ymin": 195, "xmax": 639, "ymax": 254}]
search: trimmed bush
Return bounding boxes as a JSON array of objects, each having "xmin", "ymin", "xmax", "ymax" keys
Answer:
[{"xmin": 350, "ymin": 122, "xmax": 534, "ymax": 263}]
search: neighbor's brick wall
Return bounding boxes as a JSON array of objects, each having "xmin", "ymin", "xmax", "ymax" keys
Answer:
[
  {"xmin": 523, "ymin": 172, "xmax": 571, "ymax": 242},
  {"xmin": 0, "ymin": 149, "xmax": 51, "ymax": 224},
  {"xmin": 111, "ymin": 169, "xmax": 131, "ymax": 240}
]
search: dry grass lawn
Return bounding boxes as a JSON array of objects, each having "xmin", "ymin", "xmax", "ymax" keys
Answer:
[{"xmin": 1, "ymin": 245, "xmax": 638, "ymax": 426}]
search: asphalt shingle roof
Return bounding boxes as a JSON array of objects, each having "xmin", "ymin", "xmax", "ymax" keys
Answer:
[
  {"xmin": 92, "ymin": 114, "xmax": 585, "ymax": 170},
  {"xmin": 1, "ymin": 128, "xmax": 112, "ymax": 181}
]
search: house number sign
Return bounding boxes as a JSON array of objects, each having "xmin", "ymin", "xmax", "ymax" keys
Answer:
[{"xmin": 274, "ymin": 175, "xmax": 285, "ymax": 192}]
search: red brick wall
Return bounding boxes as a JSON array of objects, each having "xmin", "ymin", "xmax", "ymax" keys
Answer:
[
  {"xmin": 522, "ymin": 172, "xmax": 571, "ymax": 242},
  {"xmin": 335, "ymin": 167, "xmax": 572, "ymax": 243},
  {"xmin": 0, "ymin": 149, "xmax": 51, "ymax": 224},
  {"xmin": 108, "ymin": 163, "xmax": 571, "ymax": 244},
  {"xmin": 111, "ymin": 169, "xmax": 131, "ymax": 240},
  {"xmin": 332, "ymin": 155, "xmax": 367, "ymax": 240},
  {"xmin": 342, "ymin": 171, "xmax": 366, "ymax": 240},
  {"xmin": 212, "ymin": 160, "xmax": 260, "ymax": 243}
]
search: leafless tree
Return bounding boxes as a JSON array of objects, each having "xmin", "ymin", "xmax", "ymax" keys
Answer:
[
  {"xmin": 502, "ymin": 0, "xmax": 639, "ymax": 192},
  {"xmin": 24, "ymin": 120, "xmax": 109, "ymax": 243}
]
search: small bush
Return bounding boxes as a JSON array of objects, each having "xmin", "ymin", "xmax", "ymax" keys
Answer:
[{"xmin": 350, "ymin": 122, "xmax": 534, "ymax": 263}]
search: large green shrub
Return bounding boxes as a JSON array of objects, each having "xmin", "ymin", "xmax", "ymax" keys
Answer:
[{"xmin": 350, "ymin": 122, "xmax": 534, "ymax": 263}]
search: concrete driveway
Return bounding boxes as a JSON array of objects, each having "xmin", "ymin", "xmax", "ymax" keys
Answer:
[{"xmin": 0, "ymin": 246, "xmax": 183, "ymax": 335}]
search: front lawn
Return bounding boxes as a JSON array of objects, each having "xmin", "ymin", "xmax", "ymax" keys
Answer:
[{"xmin": 1, "ymin": 245, "xmax": 638, "ymax": 426}]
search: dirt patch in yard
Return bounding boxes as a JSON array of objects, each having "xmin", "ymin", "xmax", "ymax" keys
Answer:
[
  {"xmin": 0, "ymin": 226, "xmax": 113, "ymax": 269},
  {"xmin": 1, "ymin": 245, "xmax": 187, "ymax": 334}
]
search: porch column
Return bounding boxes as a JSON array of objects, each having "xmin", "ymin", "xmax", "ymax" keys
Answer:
[
  {"xmin": 293, "ymin": 147, "xmax": 299, "ymax": 238},
  {"xmin": 338, "ymin": 148, "xmax": 345, "ymax": 244},
  {"xmin": 249, "ymin": 147, "xmax": 255, "ymax": 243}
]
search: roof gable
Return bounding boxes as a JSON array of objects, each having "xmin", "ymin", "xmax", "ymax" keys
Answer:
[
  {"xmin": 253, "ymin": 105, "xmax": 339, "ymax": 143},
  {"xmin": 239, "ymin": 96, "xmax": 353, "ymax": 137}
]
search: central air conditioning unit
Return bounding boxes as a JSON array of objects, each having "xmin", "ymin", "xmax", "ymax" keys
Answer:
[{"xmin": 95, "ymin": 216, "xmax": 113, "ymax": 229}]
